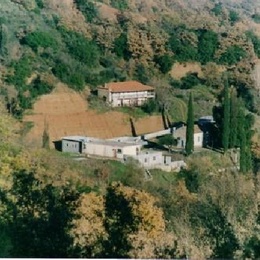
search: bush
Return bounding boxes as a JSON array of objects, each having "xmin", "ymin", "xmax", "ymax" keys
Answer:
[
  {"xmin": 61, "ymin": 30, "xmax": 100, "ymax": 67},
  {"xmin": 211, "ymin": 3, "xmax": 223, "ymax": 16},
  {"xmin": 218, "ymin": 45, "xmax": 246, "ymax": 65},
  {"xmin": 74, "ymin": 0, "xmax": 98, "ymax": 22},
  {"xmin": 141, "ymin": 99, "xmax": 158, "ymax": 114},
  {"xmin": 29, "ymin": 77, "xmax": 54, "ymax": 98},
  {"xmin": 154, "ymin": 54, "xmax": 174, "ymax": 74},
  {"xmin": 180, "ymin": 72, "xmax": 204, "ymax": 89},
  {"xmin": 110, "ymin": 0, "xmax": 128, "ymax": 10},
  {"xmin": 197, "ymin": 30, "xmax": 219, "ymax": 64},
  {"xmin": 6, "ymin": 57, "xmax": 32, "ymax": 86},
  {"xmin": 252, "ymin": 13, "xmax": 260, "ymax": 23},
  {"xmin": 229, "ymin": 10, "xmax": 240, "ymax": 25},
  {"xmin": 169, "ymin": 33, "xmax": 198, "ymax": 62},
  {"xmin": 113, "ymin": 33, "xmax": 131, "ymax": 60},
  {"xmin": 52, "ymin": 61, "xmax": 85, "ymax": 91},
  {"xmin": 246, "ymin": 31, "xmax": 260, "ymax": 58},
  {"xmin": 21, "ymin": 31, "xmax": 57, "ymax": 51}
]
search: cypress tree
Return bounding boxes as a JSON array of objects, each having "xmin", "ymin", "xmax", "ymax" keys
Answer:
[
  {"xmin": 238, "ymin": 108, "xmax": 247, "ymax": 173},
  {"xmin": 42, "ymin": 120, "xmax": 50, "ymax": 149},
  {"xmin": 229, "ymin": 87, "xmax": 239, "ymax": 148},
  {"xmin": 238, "ymin": 106, "xmax": 253, "ymax": 173},
  {"xmin": 185, "ymin": 92, "xmax": 194, "ymax": 156},
  {"xmin": 222, "ymin": 78, "xmax": 230, "ymax": 153}
]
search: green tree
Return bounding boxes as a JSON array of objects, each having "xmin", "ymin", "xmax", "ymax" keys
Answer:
[
  {"xmin": 237, "ymin": 106, "xmax": 253, "ymax": 173},
  {"xmin": 222, "ymin": 78, "xmax": 230, "ymax": 153},
  {"xmin": 185, "ymin": 92, "xmax": 194, "ymax": 155},
  {"xmin": 229, "ymin": 87, "xmax": 239, "ymax": 148},
  {"xmin": 74, "ymin": 0, "xmax": 98, "ymax": 22},
  {"xmin": 42, "ymin": 122, "xmax": 50, "ymax": 149},
  {"xmin": 7, "ymin": 170, "xmax": 79, "ymax": 257},
  {"xmin": 219, "ymin": 45, "xmax": 246, "ymax": 65},
  {"xmin": 113, "ymin": 33, "xmax": 131, "ymax": 60},
  {"xmin": 154, "ymin": 54, "xmax": 174, "ymax": 74},
  {"xmin": 158, "ymin": 134, "xmax": 177, "ymax": 152},
  {"xmin": 198, "ymin": 30, "xmax": 218, "ymax": 64},
  {"xmin": 21, "ymin": 31, "xmax": 57, "ymax": 51}
]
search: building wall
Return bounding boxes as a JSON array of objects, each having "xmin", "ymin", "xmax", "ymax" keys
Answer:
[
  {"xmin": 98, "ymin": 88, "xmax": 109, "ymax": 102},
  {"xmin": 84, "ymin": 142, "xmax": 140, "ymax": 159},
  {"xmin": 194, "ymin": 132, "xmax": 203, "ymax": 147},
  {"xmin": 143, "ymin": 128, "xmax": 171, "ymax": 140},
  {"xmin": 110, "ymin": 91, "xmax": 155, "ymax": 107},
  {"xmin": 62, "ymin": 139, "xmax": 81, "ymax": 153},
  {"xmin": 133, "ymin": 151, "xmax": 164, "ymax": 168}
]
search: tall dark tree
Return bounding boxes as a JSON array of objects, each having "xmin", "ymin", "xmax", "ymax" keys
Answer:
[
  {"xmin": 229, "ymin": 87, "xmax": 239, "ymax": 148},
  {"xmin": 238, "ymin": 108, "xmax": 247, "ymax": 173},
  {"xmin": 42, "ymin": 120, "xmax": 50, "ymax": 149},
  {"xmin": 222, "ymin": 78, "xmax": 230, "ymax": 153},
  {"xmin": 237, "ymin": 105, "xmax": 254, "ymax": 173},
  {"xmin": 7, "ymin": 170, "xmax": 79, "ymax": 257},
  {"xmin": 185, "ymin": 92, "xmax": 194, "ymax": 155}
]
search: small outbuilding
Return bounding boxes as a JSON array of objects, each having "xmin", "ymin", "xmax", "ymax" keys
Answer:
[{"xmin": 173, "ymin": 124, "xmax": 204, "ymax": 148}]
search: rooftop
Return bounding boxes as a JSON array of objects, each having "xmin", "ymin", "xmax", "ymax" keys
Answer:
[{"xmin": 102, "ymin": 81, "xmax": 154, "ymax": 93}]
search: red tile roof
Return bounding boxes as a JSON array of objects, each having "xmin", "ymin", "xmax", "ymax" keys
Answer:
[{"xmin": 104, "ymin": 81, "xmax": 154, "ymax": 93}]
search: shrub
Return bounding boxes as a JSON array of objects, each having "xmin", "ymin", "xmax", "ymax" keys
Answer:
[
  {"xmin": 6, "ymin": 57, "xmax": 32, "ymax": 86},
  {"xmin": 211, "ymin": 3, "xmax": 223, "ymax": 16},
  {"xmin": 52, "ymin": 61, "xmax": 85, "ymax": 91},
  {"xmin": 29, "ymin": 77, "xmax": 54, "ymax": 98},
  {"xmin": 74, "ymin": 0, "xmax": 98, "ymax": 22},
  {"xmin": 229, "ymin": 10, "xmax": 240, "ymax": 25},
  {"xmin": 197, "ymin": 30, "xmax": 219, "ymax": 64},
  {"xmin": 21, "ymin": 31, "xmax": 57, "ymax": 51},
  {"xmin": 246, "ymin": 31, "xmax": 260, "ymax": 58},
  {"xmin": 61, "ymin": 30, "xmax": 100, "ymax": 67},
  {"xmin": 252, "ymin": 13, "xmax": 260, "ymax": 23},
  {"xmin": 180, "ymin": 72, "xmax": 204, "ymax": 89},
  {"xmin": 141, "ymin": 99, "xmax": 158, "ymax": 114},
  {"xmin": 113, "ymin": 33, "xmax": 131, "ymax": 60},
  {"xmin": 110, "ymin": 0, "xmax": 128, "ymax": 10},
  {"xmin": 168, "ymin": 30, "xmax": 198, "ymax": 62},
  {"xmin": 218, "ymin": 45, "xmax": 246, "ymax": 65},
  {"xmin": 154, "ymin": 54, "xmax": 174, "ymax": 74}
]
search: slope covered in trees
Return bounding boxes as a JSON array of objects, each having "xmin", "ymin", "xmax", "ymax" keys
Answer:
[{"xmin": 1, "ymin": 0, "xmax": 260, "ymax": 258}]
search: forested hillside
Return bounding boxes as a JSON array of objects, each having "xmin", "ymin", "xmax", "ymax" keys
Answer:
[{"xmin": 1, "ymin": 0, "xmax": 260, "ymax": 258}]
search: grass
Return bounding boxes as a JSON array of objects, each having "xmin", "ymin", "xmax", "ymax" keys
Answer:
[
  {"xmin": 19, "ymin": 121, "xmax": 34, "ymax": 137},
  {"xmin": 116, "ymin": 106, "xmax": 148, "ymax": 119},
  {"xmin": 150, "ymin": 169, "xmax": 178, "ymax": 186}
]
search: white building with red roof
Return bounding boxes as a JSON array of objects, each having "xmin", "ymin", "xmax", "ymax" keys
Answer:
[{"xmin": 98, "ymin": 81, "xmax": 155, "ymax": 107}]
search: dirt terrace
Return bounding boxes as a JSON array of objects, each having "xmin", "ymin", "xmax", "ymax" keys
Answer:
[{"xmin": 23, "ymin": 85, "xmax": 165, "ymax": 147}]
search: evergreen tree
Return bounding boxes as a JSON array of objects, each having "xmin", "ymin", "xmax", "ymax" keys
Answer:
[
  {"xmin": 238, "ymin": 106, "xmax": 254, "ymax": 173},
  {"xmin": 229, "ymin": 87, "xmax": 239, "ymax": 148},
  {"xmin": 222, "ymin": 78, "xmax": 230, "ymax": 153},
  {"xmin": 42, "ymin": 121, "xmax": 50, "ymax": 149},
  {"xmin": 185, "ymin": 92, "xmax": 194, "ymax": 155},
  {"xmin": 238, "ymin": 108, "xmax": 247, "ymax": 173}
]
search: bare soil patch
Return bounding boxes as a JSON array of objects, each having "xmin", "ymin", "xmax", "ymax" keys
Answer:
[
  {"xmin": 170, "ymin": 62, "xmax": 203, "ymax": 79},
  {"xmin": 23, "ymin": 86, "xmax": 164, "ymax": 148}
]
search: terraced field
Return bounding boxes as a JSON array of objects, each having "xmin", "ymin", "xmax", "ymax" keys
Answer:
[{"xmin": 23, "ymin": 85, "xmax": 165, "ymax": 147}]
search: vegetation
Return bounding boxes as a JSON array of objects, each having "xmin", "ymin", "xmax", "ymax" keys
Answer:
[
  {"xmin": 0, "ymin": 0, "xmax": 260, "ymax": 258},
  {"xmin": 185, "ymin": 92, "xmax": 194, "ymax": 155},
  {"xmin": 222, "ymin": 78, "xmax": 230, "ymax": 153}
]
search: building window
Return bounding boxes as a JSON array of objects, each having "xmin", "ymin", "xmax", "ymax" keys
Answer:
[
  {"xmin": 144, "ymin": 158, "xmax": 148, "ymax": 163},
  {"xmin": 117, "ymin": 149, "xmax": 122, "ymax": 154},
  {"xmin": 153, "ymin": 156, "xmax": 156, "ymax": 161},
  {"xmin": 198, "ymin": 136, "xmax": 200, "ymax": 142}
]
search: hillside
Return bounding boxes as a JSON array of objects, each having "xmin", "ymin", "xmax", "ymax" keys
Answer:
[
  {"xmin": 1, "ymin": 1, "xmax": 260, "ymax": 259},
  {"xmin": 1, "ymin": 0, "xmax": 260, "ymax": 144},
  {"xmin": 23, "ymin": 84, "xmax": 165, "ymax": 146}
]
